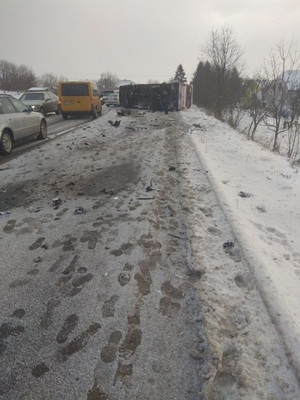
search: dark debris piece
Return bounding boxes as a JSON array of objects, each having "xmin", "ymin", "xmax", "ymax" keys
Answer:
[
  {"xmin": 0, "ymin": 210, "xmax": 11, "ymax": 215},
  {"xmin": 74, "ymin": 207, "xmax": 86, "ymax": 215},
  {"xmin": 238, "ymin": 191, "xmax": 252, "ymax": 198},
  {"xmin": 52, "ymin": 197, "xmax": 62, "ymax": 208},
  {"xmin": 108, "ymin": 120, "xmax": 121, "ymax": 127},
  {"xmin": 223, "ymin": 240, "xmax": 236, "ymax": 249},
  {"xmin": 101, "ymin": 188, "xmax": 115, "ymax": 195}
]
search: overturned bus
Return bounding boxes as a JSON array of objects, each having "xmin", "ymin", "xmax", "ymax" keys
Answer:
[{"xmin": 119, "ymin": 82, "xmax": 192, "ymax": 112}]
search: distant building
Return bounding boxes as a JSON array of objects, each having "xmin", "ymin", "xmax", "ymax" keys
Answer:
[{"xmin": 264, "ymin": 70, "xmax": 300, "ymax": 110}]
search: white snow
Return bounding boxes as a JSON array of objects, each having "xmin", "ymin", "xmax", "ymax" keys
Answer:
[
  {"xmin": 180, "ymin": 106, "xmax": 300, "ymax": 371},
  {"xmin": 0, "ymin": 89, "xmax": 23, "ymax": 99}
]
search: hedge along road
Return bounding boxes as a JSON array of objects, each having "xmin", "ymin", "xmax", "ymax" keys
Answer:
[{"xmin": 0, "ymin": 108, "xmax": 299, "ymax": 400}]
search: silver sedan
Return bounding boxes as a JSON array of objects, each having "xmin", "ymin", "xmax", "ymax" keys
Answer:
[{"xmin": 0, "ymin": 94, "xmax": 47, "ymax": 155}]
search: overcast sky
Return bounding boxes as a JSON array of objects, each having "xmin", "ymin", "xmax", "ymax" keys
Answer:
[{"xmin": 0, "ymin": 0, "xmax": 299, "ymax": 84}]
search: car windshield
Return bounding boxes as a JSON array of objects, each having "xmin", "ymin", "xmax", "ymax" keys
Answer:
[{"xmin": 21, "ymin": 93, "xmax": 44, "ymax": 101}]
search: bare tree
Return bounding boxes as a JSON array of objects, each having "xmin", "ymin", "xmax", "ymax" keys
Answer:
[
  {"xmin": 0, "ymin": 60, "xmax": 36, "ymax": 91},
  {"xmin": 38, "ymin": 73, "xmax": 59, "ymax": 88},
  {"xmin": 287, "ymin": 124, "xmax": 300, "ymax": 159},
  {"xmin": 0, "ymin": 60, "xmax": 16, "ymax": 90},
  {"xmin": 97, "ymin": 71, "xmax": 119, "ymax": 93},
  {"xmin": 242, "ymin": 77, "xmax": 268, "ymax": 139},
  {"xmin": 260, "ymin": 39, "xmax": 300, "ymax": 152},
  {"xmin": 202, "ymin": 25, "xmax": 244, "ymax": 119},
  {"xmin": 37, "ymin": 73, "xmax": 68, "ymax": 94},
  {"xmin": 16, "ymin": 64, "xmax": 37, "ymax": 90},
  {"xmin": 286, "ymin": 78, "xmax": 300, "ymax": 158}
]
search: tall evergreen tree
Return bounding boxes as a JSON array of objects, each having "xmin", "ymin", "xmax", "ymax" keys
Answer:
[
  {"xmin": 192, "ymin": 61, "xmax": 215, "ymax": 110},
  {"xmin": 223, "ymin": 67, "xmax": 242, "ymax": 110},
  {"xmin": 192, "ymin": 59, "xmax": 242, "ymax": 115},
  {"xmin": 174, "ymin": 64, "xmax": 187, "ymax": 82}
]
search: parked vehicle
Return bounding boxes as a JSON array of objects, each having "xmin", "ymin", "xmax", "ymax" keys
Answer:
[
  {"xmin": 58, "ymin": 81, "xmax": 102, "ymax": 119},
  {"xmin": 0, "ymin": 94, "xmax": 47, "ymax": 155},
  {"xmin": 19, "ymin": 87, "xmax": 60, "ymax": 116},
  {"xmin": 105, "ymin": 89, "xmax": 120, "ymax": 107},
  {"xmin": 100, "ymin": 90, "xmax": 114, "ymax": 105}
]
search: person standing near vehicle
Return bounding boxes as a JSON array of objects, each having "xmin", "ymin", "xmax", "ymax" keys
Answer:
[
  {"xmin": 150, "ymin": 89, "xmax": 159, "ymax": 112},
  {"xmin": 161, "ymin": 90, "xmax": 169, "ymax": 115}
]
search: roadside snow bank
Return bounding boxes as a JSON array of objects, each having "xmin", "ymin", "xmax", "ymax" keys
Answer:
[
  {"xmin": 0, "ymin": 90, "xmax": 23, "ymax": 99},
  {"xmin": 180, "ymin": 106, "xmax": 300, "ymax": 375}
]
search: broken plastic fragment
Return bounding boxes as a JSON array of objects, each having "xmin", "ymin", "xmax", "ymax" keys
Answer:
[
  {"xmin": 0, "ymin": 210, "xmax": 11, "ymax": 215},
  {"xmin": 223, "ymin": 240, "xmax": 236, "ymax": 249},
  {"xmin": 238, "ymin": 191, "xmax": 252, "ymax": 198},
  {"xmin": 52, "ymin": 197, "xmax": 62, "ymax": 205},
  {"xmin": 74, "ymin": 207, "xmax": 86, "ymax": 215}
]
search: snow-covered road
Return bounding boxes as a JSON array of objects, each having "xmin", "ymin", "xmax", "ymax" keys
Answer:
[{"xmin": 0, "ymin": 107, "xmax": 299, "ymax": 399}]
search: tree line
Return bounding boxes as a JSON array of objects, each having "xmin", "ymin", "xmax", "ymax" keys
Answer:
[
  {"xmin": 0, "ymin": 60, "xmax": 69, "ymax": 92},
  {"xmin": 176, "ymin": 25, "xmax": 300, "ymax": 158}
]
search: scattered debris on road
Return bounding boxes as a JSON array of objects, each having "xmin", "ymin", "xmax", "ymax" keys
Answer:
[
  {"xmin": 108, "ymin": 120, "xmax": 121, "ymax": 127},
  {"xmin": 0, "ymin": 210, "xmax": 11, "ymax": 215}
]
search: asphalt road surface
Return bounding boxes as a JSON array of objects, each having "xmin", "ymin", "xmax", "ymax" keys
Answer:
[
  {"xmin": 0, "ymin": 113, "xmax": 92, "ymax": 162},
  {"xmin": 0, "ymin": 109, "xmax": 299, "ymax": 399}
]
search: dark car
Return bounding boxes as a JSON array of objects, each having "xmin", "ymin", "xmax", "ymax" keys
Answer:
[
  {"xmin": 19, "ymin": 87, "xmax": 60, "ymax": 116},
  {"xmin": 0, "ymin": 94, "xmax": 47, "ymax": 155}
]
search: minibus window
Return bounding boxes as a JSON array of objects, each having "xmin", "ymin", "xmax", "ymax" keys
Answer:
[{"xmin": 61, "ymin": 84, "xmax": 89, "ymax": 96}]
